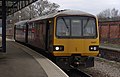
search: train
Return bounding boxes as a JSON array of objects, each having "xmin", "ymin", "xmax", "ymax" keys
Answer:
[{"xmin": 14, "ymin": 10, "xmax": 99, "ymax": 70}]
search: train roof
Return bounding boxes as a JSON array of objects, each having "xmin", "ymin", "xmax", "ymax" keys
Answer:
[
  {"xmin": 29, "ymin": 10, "xmax": 95, "ymax": 22},
  {"xmin": 15, "ymin": 20, "xmax": 29, "ymax": 25}
]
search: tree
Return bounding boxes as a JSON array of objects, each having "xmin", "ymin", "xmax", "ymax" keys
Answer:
[
  {"xmin": 9, "ymin": 0, "xmax": 60, "ymax": 22},
  {"xmin": 97, "ymin": 8, "xmax": 120, "ymax": 21},
  {"xmin": 32, "ymin": 0, "xmax": 60, "ymax": 16},
  {"xmin": 21, "ymin": 0, "xmax": 60, "ymax": 19},
  {"xmin": 97, "ymin": 9, "xmax": 111, "ymax": 18}
]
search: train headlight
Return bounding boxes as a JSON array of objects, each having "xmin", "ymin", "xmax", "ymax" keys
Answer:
[
  {"xmin": 90, "ymin": 47, "xmax": 94, "ymax": 50},
  {"xmin": 89, "ymin": 46, "xmax": 99, "ymax": 51},
  {"xmin": 55, "ymin": 47, "xmax": 60, "ymax": 50},
  {"xmin": 53, "ymin": 45, "xmax": 64, "ymax": 51},
  {"xmin": 94, "ymin": 47, "xmax": 97, "ymax": 50}
]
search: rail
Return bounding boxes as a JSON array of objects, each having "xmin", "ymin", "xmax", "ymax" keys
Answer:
[
  {"xmin": 64, "ymin": 69, "xmax": 92, "ymax": 77},
  {"xmin": 99, "ymin": 46, "xmax": 120, "ymax": 62}
]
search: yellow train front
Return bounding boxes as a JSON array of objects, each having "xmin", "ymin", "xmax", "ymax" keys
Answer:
[{"xmin": 51, "ymin": 10, "xmax": 99, "ymax": 69}]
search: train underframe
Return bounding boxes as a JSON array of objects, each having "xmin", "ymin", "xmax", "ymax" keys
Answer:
[{"xmin": 55, "ymin": 55, "xmax": 94, "ymax": 70}]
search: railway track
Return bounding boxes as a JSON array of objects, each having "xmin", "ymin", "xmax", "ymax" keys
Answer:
[
  {"xmin": 64, "ymin": 69, "xmax": 92, "ymax": 77},
  {"xmin": 99, "ymin": 46, "xmax": 120, "ymax": 62}
]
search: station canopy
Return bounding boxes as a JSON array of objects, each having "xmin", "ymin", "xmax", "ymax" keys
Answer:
[{"xmin": 0, "ymin": 0, "xmax": 38, "ymax": 19}]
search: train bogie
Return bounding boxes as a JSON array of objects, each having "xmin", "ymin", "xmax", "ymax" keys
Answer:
[{"xmin": 56, "ymin": 56, "xmax": 94, "ymax": 69}]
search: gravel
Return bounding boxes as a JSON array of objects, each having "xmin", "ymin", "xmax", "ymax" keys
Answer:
[{"xmin": 81, "ymin": 57, "xmax": 120, "ymax": 77}]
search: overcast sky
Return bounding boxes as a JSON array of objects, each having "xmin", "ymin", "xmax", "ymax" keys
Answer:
[{"xmin": 49, "ymin": 0, "xmax": 120, "ymax": 15}]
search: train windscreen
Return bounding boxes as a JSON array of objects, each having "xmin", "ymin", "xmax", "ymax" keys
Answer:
[{"xmin": 56, "ymin": 16, "xmax": 97, "ymax": 38}]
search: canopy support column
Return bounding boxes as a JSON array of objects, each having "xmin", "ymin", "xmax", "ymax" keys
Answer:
[{"xmin": 2, "ymin": 0, "xmax": 6, "ymax": 52}]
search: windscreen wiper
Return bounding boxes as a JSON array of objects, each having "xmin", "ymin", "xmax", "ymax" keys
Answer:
[
  {"xmin": 61, "ymin": 17, "xmax": 69, "ymax": 30},
  {"xmin": 83, "ymin": 18, "xmax": 90, "ymax": 28}
]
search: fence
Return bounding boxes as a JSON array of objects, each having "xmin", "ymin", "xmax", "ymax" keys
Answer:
[{"xmin": 99, "ymin": 20, "xmax": 120, "ymax": 44}]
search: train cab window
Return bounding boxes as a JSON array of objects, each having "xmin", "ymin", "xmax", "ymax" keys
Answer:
[
  {"xmin": 71, "ymin": 19, "xmax": 82, "ymax": 37},
  {"xmin": 57, "ymin": 17, "xmax": 70, "ymax": 36},
  {"xmin": 83, "ymin": 18, "xmax": 96, "ymax": 37},
  {"xmin": 56, "ymin": 16, "xmax": 97, "ymax": 38}
]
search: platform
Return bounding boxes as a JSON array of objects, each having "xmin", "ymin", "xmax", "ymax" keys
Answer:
[{"xmin": 0, "ymin": 39, "xmax": 68, "ymax": 77}]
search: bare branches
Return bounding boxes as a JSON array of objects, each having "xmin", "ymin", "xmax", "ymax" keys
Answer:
[
  {"xmin": 10, "ymin": 0, "xmax": 60, "ymax": 22},
  {"xmin": 97, "ymin": 8, "xmax": 120, "ymax": 21}
]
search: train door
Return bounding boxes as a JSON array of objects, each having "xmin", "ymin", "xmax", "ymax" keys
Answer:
[{"xmin": 46, "ymin": 19, "xmax": 53, "ymax": 52}]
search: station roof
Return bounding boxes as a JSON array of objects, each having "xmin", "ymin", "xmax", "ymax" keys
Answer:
[{"xmin": 0, "ymin": 0, "xmax": 38, "ymax": 19}]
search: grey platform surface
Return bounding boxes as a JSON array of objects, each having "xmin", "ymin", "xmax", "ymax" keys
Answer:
[
  {"xmin": 0, "ymin": 41, "xmax": 47, "ymax": 77},
  {"xmin": 0, "ymin": 40, "xmax": 68, "ymax": 77}
]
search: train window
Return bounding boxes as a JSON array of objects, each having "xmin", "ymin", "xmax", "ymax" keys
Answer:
[
  {"xmin": 71, "ymin": 19, "xmax": 82, "ymax": 37},
  {"xmin": 57, "ymin": 17, "xmax": 70, "ymax": 36},
  {"xmin": 56, "ymin": 16, "xmax": 97, "ymax": 38},
  {"xmin": 83, "ymin": 18, "xmax": 96, "ymax": 36}
]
